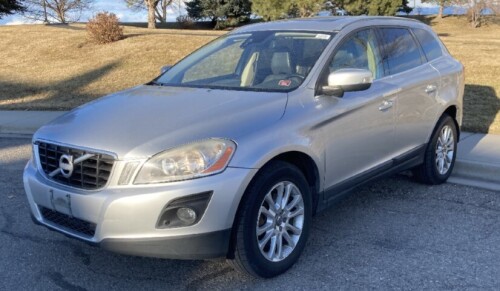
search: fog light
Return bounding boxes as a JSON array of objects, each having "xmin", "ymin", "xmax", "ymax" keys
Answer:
[
  {"xmin": 177, "ymin": 207, "xmax": 197, "ymax": 225},
  {"xmin": 156, "ymin": 191, "xmax": 212, "ymax": 229}
]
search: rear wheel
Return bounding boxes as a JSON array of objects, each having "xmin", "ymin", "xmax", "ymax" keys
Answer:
[
  {"xmin": 413, "ymin": 114, "xmax": 458, "ymax": 184},
  {"xmin": 227, "ymin": 161, "xmax": 312, "ymax": 278}
]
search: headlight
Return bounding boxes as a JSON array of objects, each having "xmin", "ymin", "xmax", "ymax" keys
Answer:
[{"xmin": 134, "ymin": 139, "xmax": 236, "ymax": 184}]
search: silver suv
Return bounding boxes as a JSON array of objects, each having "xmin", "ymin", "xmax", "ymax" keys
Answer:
[{"xmin": 24, "ymin": 17, "xmax": 464, "ymax": 278}]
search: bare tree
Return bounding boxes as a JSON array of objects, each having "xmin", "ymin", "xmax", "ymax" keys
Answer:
[
  {"xmin": 124, "ymin": 0, "xmax": 176, "ymax": 25},
  {"xmin": 23, "ymin": 0, "xmax": 93, "ymax": 23},
  {"xmin": 423, "ymin": 0, "xmax": 452, "ymax": 18},
  {"xmin": 451, "ymin": 0, "xmax": 499, "ymax": 27},
  {"xmin": 145, "ymin": 0, "xmax": 158, "ymax": 28},
  {"xmin": 156, "ymin": 0, "xmax": 173, "ymax": 23},
  {"xmin": 426, "ymin": 0, "xmax": 499, "ymax": 26}
]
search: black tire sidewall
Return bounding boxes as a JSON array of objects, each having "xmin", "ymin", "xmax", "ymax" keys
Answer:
[{"xmin": 240, "ymin": 162, "xmax": 312, "ymax": 277}]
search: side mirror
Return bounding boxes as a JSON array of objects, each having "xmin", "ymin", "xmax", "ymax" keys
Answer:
[
  {"xmin": 321, "ymin": 69, "xmax": 373, "ymax": 97},
  {"xmin": 160, "ymin": 65, "xmax": 172, "ymax": 74}
]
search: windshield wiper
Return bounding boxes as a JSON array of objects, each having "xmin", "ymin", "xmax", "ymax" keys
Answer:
[{"xmin": 147, "ymin": 80, "xmax": 165, "ymax": 86}]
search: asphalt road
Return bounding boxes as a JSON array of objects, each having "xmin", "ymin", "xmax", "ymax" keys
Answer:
[{"xmin": 1, "ymin": 136, "xmax": 499, "ymax": 290}]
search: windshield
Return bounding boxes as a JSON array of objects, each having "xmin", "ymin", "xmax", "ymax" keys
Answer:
[{"xmin": 155, "ymin": 30, "xmax": 334, "ymax": 92}]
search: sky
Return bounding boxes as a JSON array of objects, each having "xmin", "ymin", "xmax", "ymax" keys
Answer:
[
  {"xmin": 0, "ymin": 0, "xmax": 439, "ymax": 25},
  {"xmin": 0, "ymin": 0, "xmax": 186, "ymax": 25}
]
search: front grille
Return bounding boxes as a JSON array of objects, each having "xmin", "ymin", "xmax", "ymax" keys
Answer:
[
  {"xmin": 37, "ymin": 142, "xmax": 114, "ymax": 190},
  {"xmin": 39, "ymin": 206, "xmax": 96, "ymax": 238}
]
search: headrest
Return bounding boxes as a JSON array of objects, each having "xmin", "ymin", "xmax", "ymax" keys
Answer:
[{"xmin": 271, "ymin": 49, "xmax": 292, "ymax": 75}]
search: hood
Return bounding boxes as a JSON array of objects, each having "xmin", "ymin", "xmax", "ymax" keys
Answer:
[{"xmin": 34, "ymin": 85, "xmax": 288, "ymax": 159}]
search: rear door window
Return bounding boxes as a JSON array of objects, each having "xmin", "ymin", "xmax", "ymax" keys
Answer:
[
  {"xmin": 379, "ymin": 28, "xmax": 423, "ymax": 75},
  {"xmin": 413, "ymin": 28, "xmax": 443, "ymax": 61}
]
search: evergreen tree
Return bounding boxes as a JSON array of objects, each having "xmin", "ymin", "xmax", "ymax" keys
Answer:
[
  {"xmin": 251, "ymin": 0, "xmax": 293, "ymax": 21},
  {"xmin": 186, "ymin": 0, "xmax": 251, "ymax": 28},
  {"xmin": 398, "ymin": 0, "xmax": 413, "ymax": 15},
  {"xmin": 0, "ymin": 0, "xmax": 24, "ymax": 18},
  {"xmin": 252, "ymin": 0, "xmax": 326, "ymax": 21},
  {"xmin": 342, "ymin": 0, "xmax": 402, "ymax": 15},
  {"xmin": 290, "ymin": 0, "xmax": 324, "ymax": 18}
]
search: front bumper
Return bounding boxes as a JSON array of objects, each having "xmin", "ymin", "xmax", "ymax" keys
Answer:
[
  {"xmin": 24, "ymin": 160, "xmax": 257, "ymax": 259},
  {"xmin": 100, "ymin": 229, "xmax": 232, "ymax": 259}
]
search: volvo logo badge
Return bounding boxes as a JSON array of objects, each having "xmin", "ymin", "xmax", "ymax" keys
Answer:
[
  {"xmin": 49, "ymin": 152, "xmax": 96, "ymax": 179},
  {"xmin": 59, "ymin": 154, "xmax": 74, "ymax": 178}
]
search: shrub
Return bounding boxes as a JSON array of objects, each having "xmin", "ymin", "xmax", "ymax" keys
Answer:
[
  {"xmin": 176, "ymin": 15, "xmax": 194, "ymax": 29},
  {"xmin": 86, "ymin": 12, "xmax": 123, "ymax": 44}
]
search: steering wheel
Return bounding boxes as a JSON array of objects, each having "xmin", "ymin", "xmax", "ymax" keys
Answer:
[{"xmin": 286, "ymin": 74, "xmax": 305, "ymax": 83}]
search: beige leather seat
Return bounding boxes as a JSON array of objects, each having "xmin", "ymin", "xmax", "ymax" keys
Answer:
[{"xmin": 262, "ymin": 48, "xmax": 293, "ymax": 83}]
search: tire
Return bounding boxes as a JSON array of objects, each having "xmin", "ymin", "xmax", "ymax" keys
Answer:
[
  {"xmin": 227, "ymin": 161, "xmax": 312, "ymax": 278},
  {"xmin": 413, "ymin": 114, "xmax": 458, "ymax": 184}
]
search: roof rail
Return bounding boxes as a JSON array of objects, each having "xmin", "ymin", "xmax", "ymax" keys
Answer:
[{"xmin": 340, "ymin": 16, "xmax": 421, "ymax": 30}]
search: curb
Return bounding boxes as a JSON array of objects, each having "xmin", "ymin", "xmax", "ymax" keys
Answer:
[
  {"xmin": 0, "ymin": 111, "xmax": 67, "ymax": 135},
  {"xmin": 449, "ymin": 159, "xmax": 500, "ymax": 192},
  {"xmin": 449, "ymin": 133, "xmax": 500, "ymax": 192}
]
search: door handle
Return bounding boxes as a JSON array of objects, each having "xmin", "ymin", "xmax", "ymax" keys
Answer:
[
  {"xmin": 379, "ymin": 100, "xmax": 393, "ymax": 111},
  {"xmin": 425, "ymin": 84, "xmax": 437, "ymax": 94}
]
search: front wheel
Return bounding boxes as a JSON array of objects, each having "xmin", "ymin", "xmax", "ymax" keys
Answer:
[
  {"xmin": 227, "ymin": 161, "xmax": 312, "ymax": 278},
  {"xmin": 413, "ymin": 114, "xmax": 458, "ymax": 184}
]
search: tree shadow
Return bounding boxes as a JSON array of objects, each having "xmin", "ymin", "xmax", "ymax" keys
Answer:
[
  {"xmin": 0, "ymin": 61, "xmax": 120, "ymax": 110},
  {"xmin": 44, "ymin": 23, "xmax": 86, "ymax": 31},
  {"xmin": 484, "ymin": 16, "xmax": 500, "ymax": 26},
  {"xmin": 463, "ymin": 84, "xmax": 500, "ymax": 133}
]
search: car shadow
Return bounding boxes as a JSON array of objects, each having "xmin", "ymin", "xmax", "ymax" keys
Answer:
[{"xmin": 462, "ymin": 84, "xmax": 500, "ymax": 133}]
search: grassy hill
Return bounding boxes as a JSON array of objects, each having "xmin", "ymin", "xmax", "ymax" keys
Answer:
[
  {"xmin": 428, "ymin": 16, "xmax": 500, "ymax": 134},
  {"xmin": 0, "ymin": 16, "xmax": 499, "ymax": 134},
  {"xmin": 0, "ymin": 24, "xmax": 225, "ymax": 110}
]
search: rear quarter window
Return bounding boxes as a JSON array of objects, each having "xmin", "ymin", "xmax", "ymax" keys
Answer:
[
  {"xmin": 379, "ymin": 28, "xmax": 423, "ymax": 75},
  {"xmin": 413, "ymin": 28, "xmax": 443, "ymax": 61}
]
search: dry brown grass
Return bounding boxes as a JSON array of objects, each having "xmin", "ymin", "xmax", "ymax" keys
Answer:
[
  {"xmin": 0, "ymin": 17, "xmax": 499, "ymax": 134},
  {"xmin": 0, "ymin": 24, "xmax": 224, "ymax": 110},
  {"xmin": 426, "ymin": 16, "xmax": 500, "ymax": 134}
]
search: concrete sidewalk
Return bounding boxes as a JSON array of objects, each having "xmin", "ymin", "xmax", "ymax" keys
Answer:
[
  {"xmin": 449, "ymin": 132, "xmax": 500, "ymax": 191},
  {"xmin": 0, "ymin": 110, "xmax": 499, "ymax": 191},
  {"xmin": 0, "ymin": 111, "xmax": 67, "ymax": 135}
]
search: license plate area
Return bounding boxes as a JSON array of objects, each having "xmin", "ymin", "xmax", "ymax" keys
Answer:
[
  {"xmin": 49, "ymin": 188, "xmax": 73, "ymax": 217},
  {"xmin": 38, "ymin": 205, "xmax": 97, "ymax": 239}
]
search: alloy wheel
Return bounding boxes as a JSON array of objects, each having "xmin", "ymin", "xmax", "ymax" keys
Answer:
[
  {"xmin": 435, "ymin": 125, "xmax": 455, "ymax": 175},
  {"xmin": 256, "ymin": 181, "xmax": 305, "ymax": 262}
]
